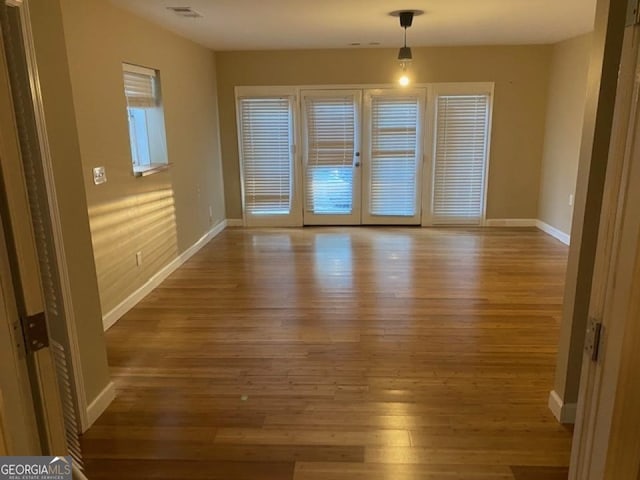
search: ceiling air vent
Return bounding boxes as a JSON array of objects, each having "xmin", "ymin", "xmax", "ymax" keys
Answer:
[{"xmin": 166, "ymin": 6, "xmax": 202, "ymax": 18}]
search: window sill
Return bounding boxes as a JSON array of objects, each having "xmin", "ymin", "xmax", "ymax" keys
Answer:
[{"xmin": 133, "ymin": 163, "xmax": 172, "ymax": 177}]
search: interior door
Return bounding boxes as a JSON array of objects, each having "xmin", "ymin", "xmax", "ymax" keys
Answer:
[
  {"xmin": 603, "ymin": 215, "xmax": 640, "ymax": 478},
  {"xmin": 0, "ymin": 0, "xmax": 74, "ymax": 458},
  {"xmin": 362, "ymin": 89, "xmax": 425, "ymax": 225},
  {"xmin": 302, "ymin": 90, "xmax": 362, "ymax": 225},
  {"xmin": 0, "ymin": 216, "xmax": 41, "ymax": 455},
  {"xmin": 570, "ymin": 19, "xmax": 640, "ymax": 480}
]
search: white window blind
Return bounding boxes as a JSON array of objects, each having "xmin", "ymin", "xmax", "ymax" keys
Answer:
[
  {"xmin": 432, "ymin": 94, "xmax": 490, "ymax": 225},
  {"xmin": 303, "ymin": 95, "xmax": 356, "ymax": 215},
  {"xmin": 122, "ymin": 63, "xmax": 168, "ymax": 171},
  {"xmin": 239, "ymin": 97, "xmax": 293, "ymax": 216},
  {"xmin": 122, "ymin": 64, "xmax": 158, "ymax": 108},
  {"xmin": 369, "ymin": 95, "xmax": 420, "ymax": 217}
]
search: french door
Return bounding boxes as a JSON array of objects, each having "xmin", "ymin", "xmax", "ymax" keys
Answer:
[
  {"xmin": 362, "ymin": 89, "xmax": 425, "ymax": 225},
  {"xmin": 301, "ymin": 88, "xmax": 425, "ymax": 225},
  {"xmin": 301, "ymin": 90, "xmax": 362, "ymax": 225},
  {"xmin": 236, "ymin": 83, "xmax": 492, "ymax": 228}
]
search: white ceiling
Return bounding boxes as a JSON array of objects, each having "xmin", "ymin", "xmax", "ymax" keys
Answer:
[{"xmin": 110, "ymin": 0, "xmax": 597, "ymax": 51}]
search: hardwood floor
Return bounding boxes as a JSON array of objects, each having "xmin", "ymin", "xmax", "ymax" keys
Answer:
[{"xmin": 81, "ymin": 227, "xmax": 573, "ymax": 479}]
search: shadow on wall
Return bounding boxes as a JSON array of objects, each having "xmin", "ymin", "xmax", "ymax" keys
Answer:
[{"xmin": 87, "ymin": 184, "xmax": 178, "ymax": 314}]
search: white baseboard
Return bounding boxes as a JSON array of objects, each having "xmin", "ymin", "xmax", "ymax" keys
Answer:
[
  {"xmin": 484, "ymin": 218, "xmax": 538, "ymax": 227},
  {"xmin": 225, "ymin": 218, "xmax": 243, "ymax": 227},
  {"xmin": 85, "ymin": 381, "xmax": 116, "ymax": 431},
  {"xmin": 537, "ymin": 220, "xmax": 571, "ymax": 245},
  {"xmin": 548, "ymin": 390, "xmax": 577, "ymax": 424},
  {"xmin": 102, "ymin": 220, "xmax": 228, "ymax": 331}
]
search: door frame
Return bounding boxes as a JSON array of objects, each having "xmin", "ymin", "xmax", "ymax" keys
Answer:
[
  {"xmin": 570, "ymin": 20, "xmax": 640, "ymax": 480},
  {"xmin": 0, "ymin": 209, "xmax": 41, "ymax": 455}
]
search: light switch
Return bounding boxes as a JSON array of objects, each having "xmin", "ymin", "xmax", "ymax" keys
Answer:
[{"xmin": 93, "ymin": 166, "xmax": 107, "ymax": 185}]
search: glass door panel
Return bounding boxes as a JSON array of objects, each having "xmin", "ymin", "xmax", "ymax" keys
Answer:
[
  {"xmin": 362, "ymin": 89, "xmax": 425, "ymax": 225},
  {"xmin": 302, "ymin": 90, "xmax": 362, "ymax": 225}
]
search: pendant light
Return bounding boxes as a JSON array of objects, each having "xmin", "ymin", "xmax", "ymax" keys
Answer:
[{"xmin": 391, "ymin": 10, "xmax": 423, "ymax": 87}]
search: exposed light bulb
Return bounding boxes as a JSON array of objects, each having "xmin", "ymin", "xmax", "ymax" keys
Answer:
[{"xmin": 399, "ymin": 62, "xmax": 411, "ymax": 87}]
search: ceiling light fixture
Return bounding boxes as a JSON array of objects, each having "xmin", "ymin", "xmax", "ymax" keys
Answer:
[{"xmin": 390, "ymin": 10, "xmax": 423, "ymax": 87}]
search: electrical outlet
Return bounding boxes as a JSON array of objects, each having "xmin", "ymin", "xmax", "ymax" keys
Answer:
[
  {"xmin": 136, "ymin": 251, "xmax": 143, "ymax": 266},
  {"xmin": 569, "ymin": 194, "xmax": 575, "ymax": 207}
]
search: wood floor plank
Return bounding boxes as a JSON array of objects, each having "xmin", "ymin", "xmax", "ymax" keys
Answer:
[
  {"xmin": 364, "ymin": 446, "xmax": 570, "ymax": 467},
  {"xmin": 83, "ymin": 459, "xmax": 295, "ymax": 480},
  {"xmin": 294, "ymin": 462, "xmax": 514, "ymax": 480},
  {"xmin": 510, "ymin": 465, "xmax": 570, "ymax": 480},
  {"xmin": 82, "ymin": 438, "xmax": 364, "ymax": 463},
  {"xmin": 214, "ymin": 428, "xmax": 412, "ymax": 446},
  {"xmin": 81, "ymin": 227, "xmax": 572, "ymax": 479}
]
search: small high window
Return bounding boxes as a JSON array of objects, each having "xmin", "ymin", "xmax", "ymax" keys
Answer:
[{"xmin": 122, "ymin": 63, "xmax": 168, "ymax": 175}]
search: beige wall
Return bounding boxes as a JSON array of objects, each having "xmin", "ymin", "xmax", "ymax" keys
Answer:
[
  {"xmin": 57, "ymin": 0, "xmax": 226, "ymax": 315},
  {"xmin": 29, "ymin": 0, "xmax": 111, "ymax": 406},
  {"xmin": 539, "ymin": 34, "xmax": 592, "ymax": 235},
  {"xmin": 216, "ymin": 45, "xmax": 552, "ymax": 220}
]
